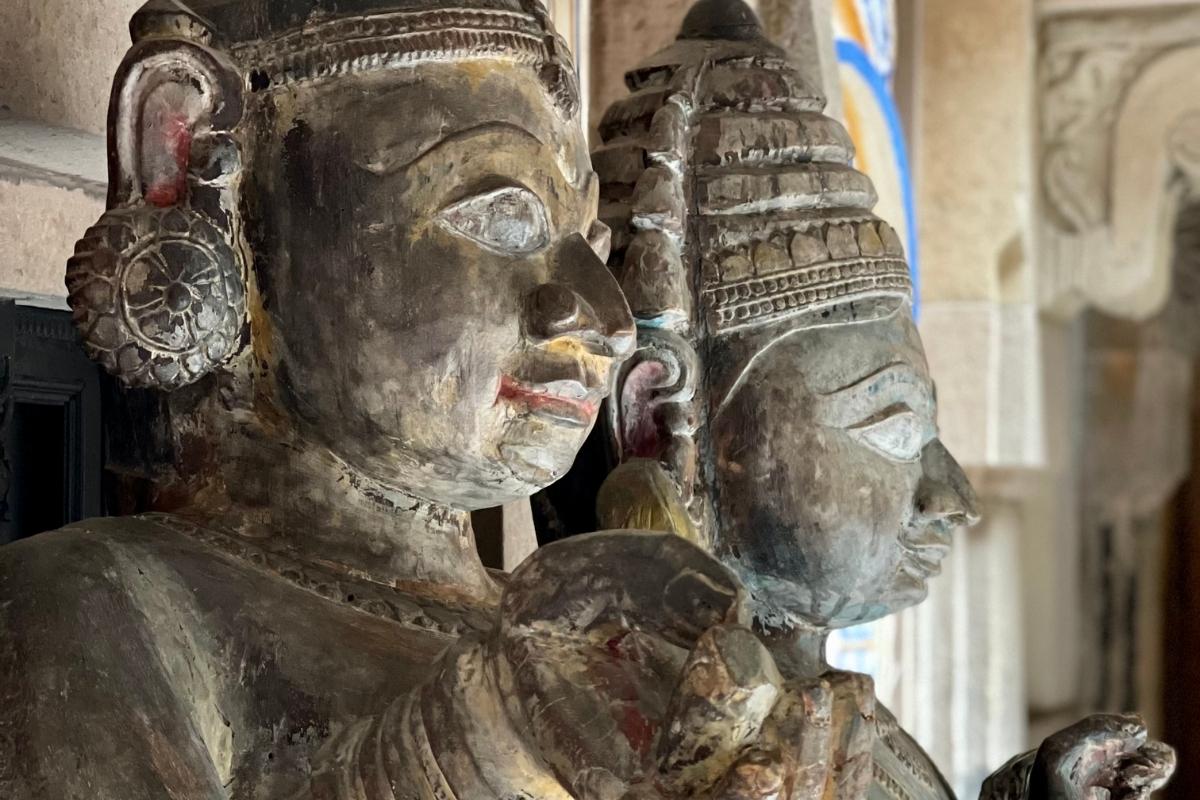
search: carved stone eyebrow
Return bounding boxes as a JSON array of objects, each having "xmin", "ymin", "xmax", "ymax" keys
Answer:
[
  {"xmin": 813, "ymin": 363, "xmax": 934, "ymax": 429},
  {"xmin": 360, "ymin": 122, "xmax": 546, "ymax": 176}
]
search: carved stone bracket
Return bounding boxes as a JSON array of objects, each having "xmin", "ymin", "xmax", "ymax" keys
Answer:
[{"xmin": 1039, "ymin": 4, "xmax": 1200, "ymax": 318}]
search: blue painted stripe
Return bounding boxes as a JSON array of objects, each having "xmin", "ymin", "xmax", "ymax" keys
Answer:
[{"xmin": 835, "ymin": 38, "xmax": 920, "ymax": 318}]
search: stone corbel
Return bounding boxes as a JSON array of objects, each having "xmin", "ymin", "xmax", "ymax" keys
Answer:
[{"xmin": 1038, "ymin": 4, "xmax": 1200, "ymax": 319}]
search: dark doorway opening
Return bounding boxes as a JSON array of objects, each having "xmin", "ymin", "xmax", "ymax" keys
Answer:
[{"xmin": 9, "ymin": 401, "xmax": 68, "ymax": 538}]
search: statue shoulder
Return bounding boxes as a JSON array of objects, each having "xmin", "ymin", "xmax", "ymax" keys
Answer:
[
  {"xmin": 0, "ymin": 516, "xmax": 190, "ymax": 642},
  {"xmin": 0, "ymin": 515, "xmax": 190, "ymax": 591},
  {"xmin": 0, "ymin": 516, "xmax": 233, "ymax": 797}
]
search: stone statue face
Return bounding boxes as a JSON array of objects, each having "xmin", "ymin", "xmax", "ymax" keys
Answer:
[
  {"xmin": 708, "ymin": 310, "xmax": 975, "ymax": 628},
  {"xmin": 247, "ymin": 63, "xmax": 632, "ymax": 510}
]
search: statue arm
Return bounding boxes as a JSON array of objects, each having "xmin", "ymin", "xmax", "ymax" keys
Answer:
[{"xmin": 0, "ymin": 536, "xmax": 228, "ymax": 799}]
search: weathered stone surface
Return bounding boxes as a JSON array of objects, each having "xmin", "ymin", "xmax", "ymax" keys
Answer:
[
  {"xmin": 692, "ymin": 112, "xmax": 854, "ymax": 168},
  {"xmin": 588, "ymin": 6, "xmax": 1176, "ymax": 800},
  {"xmin": 878, "ymin": 220, "xmax": 905, "ymax": 257},
  {"xmin": 751, "ymin": 241, "xmax": 789, "ymax": 275},
  {"xmin": 591, "ymin": 142, "xmax": 647, "ymax": 186},
  {"xmin": 790, "ymin": 230, "xmax": 829, "ymax": 266},
  {"xmin": 857, "ymin": 221, "xmax": 886, "ymax": 257},
  {"xmin": 631, "ymin": 164, "xmax": 685, "ymax": 233},
  {"xmin": 623, "ymin": 230, "xmax": 690, "ymax": 325},
  {"xmin": 721, "ymin": 253, "xmax": 755, "ymax": 283},
  {"xmin": 696, "ymin": 164, "xmax": 877, "ymax": 215},
  {"xmin": 825, "ymin": 223, "xmax": 860, "ymax": 260}
]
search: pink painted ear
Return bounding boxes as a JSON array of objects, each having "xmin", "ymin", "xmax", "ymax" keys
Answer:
[
  {"xmin": 107, "ymin": 39, "xmax": 243, "ymax": 209},
  {"xmin": 610, "ymin": 329, "xmax": 699, "ymax": 463},
  {"xmin": 621, "ymin": 359, "xmax": 670, "ymax": 458}
]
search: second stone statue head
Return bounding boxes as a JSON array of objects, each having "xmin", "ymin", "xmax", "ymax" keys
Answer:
[
  {"xmin": 65, "ymin": 0, "xmax": 634, "ymax": 511},
  {"xmin": 595, "ymin": 0, "xmax": 981, "ymax": 631}
]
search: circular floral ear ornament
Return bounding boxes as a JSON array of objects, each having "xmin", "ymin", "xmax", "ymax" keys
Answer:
[{"xmin": 66, "ymin": 206, "xmax": 246, "ymax": 390}]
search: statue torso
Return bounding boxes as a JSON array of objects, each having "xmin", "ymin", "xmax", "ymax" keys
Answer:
[{"xmin": 0, "ymin": 514, "xmax": 492, "ymax": 799}]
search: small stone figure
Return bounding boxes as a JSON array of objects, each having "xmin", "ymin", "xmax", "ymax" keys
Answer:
[{"xmin": 592, "ymin": 2, "xmax": 1177, "ymax": 798}]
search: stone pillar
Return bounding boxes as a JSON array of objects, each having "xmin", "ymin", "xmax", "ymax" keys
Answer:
[
  {"xmin": 915, "ymin": 0, "xmax": 1042, "ymax": 471},
  {"xmin": 1023, "ymin": 315, "xmax": 1088, "ymax": 738}
]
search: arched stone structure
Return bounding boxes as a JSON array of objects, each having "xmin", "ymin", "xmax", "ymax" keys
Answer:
[
  {"xmin": 1032, "ymin": 4, "xmax": 1200, "ymax": 770},
  {"xmin": 1040, "ymin": 5, "xmax": 1200, "ymax": 319}
]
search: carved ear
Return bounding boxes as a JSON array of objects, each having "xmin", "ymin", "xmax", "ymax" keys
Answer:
[
  {"xmin": 609, "ymin": 328, "xmax": 699, "ymax": 481},
  {"xmin": 108, "ymin": 38, "xmax": 243, "ymax": 208},
  {"xmin": 66, "ymin": 40, "xmax": 248, "ymax": 391},
  {"xmin": 598, "ymin": 329, "xmax": 702, "ymax": 540}
]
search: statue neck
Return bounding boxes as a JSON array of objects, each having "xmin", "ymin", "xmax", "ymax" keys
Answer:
[
  {"xmin": 176, "ymin": 421, "xmax": 500, "ymax": 607},
  {"xmin": 760, "ymin": 625, "xmax": 830, "ymax": 679}
]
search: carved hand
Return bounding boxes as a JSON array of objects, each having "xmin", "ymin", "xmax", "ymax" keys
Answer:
[
  {"xmin": 1028, "ymin": 714, "xmax": 1175, "ymax": 800},
  {"xmin": 495, "ymin": 531, "xmax": 874, "ymax": 800},
  {"xmin": 982, "ymin": 714, "xmax": 1175, "ymax": 800}
]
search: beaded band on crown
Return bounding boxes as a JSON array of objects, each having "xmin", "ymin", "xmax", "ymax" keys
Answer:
[
  {"xmin": 701, "ymin": 214, "xmax": 912, "ymax": 334},
  {"xmin": 226, "ymin": 8, "xmax": 579, "ymax": 116}
]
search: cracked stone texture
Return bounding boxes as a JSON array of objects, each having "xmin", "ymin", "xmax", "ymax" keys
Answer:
[{"xmin": 0, "ymin": 0, "xmax": 143, "ymax": 135}]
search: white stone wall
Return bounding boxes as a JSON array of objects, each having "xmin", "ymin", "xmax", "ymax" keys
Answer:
[
  {"xmin": 0, "ymin": 0, "xmax": 141, "ymax": 137},
  {"xmin": 0, "ymin": 0, "xmax": 137, "ymax": 300}
]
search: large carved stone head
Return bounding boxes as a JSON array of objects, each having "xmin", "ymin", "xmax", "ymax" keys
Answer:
[
  {"xmin": 595, "ymin": 0, "xmax": 978, "ymax": 630},
  {"xmin": 66, "ymin": 0, "xmax": 633, "ymax": 511}
]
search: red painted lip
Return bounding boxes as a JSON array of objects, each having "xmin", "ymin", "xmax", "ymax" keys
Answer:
[{"xmin": 498, "ymin": 375, "xmax": 600, "ymax": 428}]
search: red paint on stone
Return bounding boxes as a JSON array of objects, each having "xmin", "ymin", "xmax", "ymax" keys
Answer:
[
  {"xmin": 146, "ymin": 113, "xmax": 193, "ymax": 207},
  {"xmin": 605, "ymin": 632, "xmax": 628, "ymax": 658},
  {"xmin": 620, "ymin": 706, "xmax": 656, "ymax": 757}
]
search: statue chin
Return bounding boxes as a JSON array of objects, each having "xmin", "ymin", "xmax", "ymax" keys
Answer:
[{"xmin": 725, "ymin": 558, "xmax": 932, "ymax": 633}]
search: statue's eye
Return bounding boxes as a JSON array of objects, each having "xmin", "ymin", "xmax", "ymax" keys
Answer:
[
  {"xmin": 437, "ymin": 186, "xmax": 550, "ymax": 255},
  {"xmin": 847, "ymin": 405, "xmax": 929, "ymax": 463}
]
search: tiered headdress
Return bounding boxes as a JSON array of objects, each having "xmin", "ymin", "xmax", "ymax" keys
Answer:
[
  {"xmin": 594, "ymin": 0, "xmax": 910, "ymax": 337},
  {"xmin": 130, "ymin": 0, "xmax": 578, "ymax": 116}
]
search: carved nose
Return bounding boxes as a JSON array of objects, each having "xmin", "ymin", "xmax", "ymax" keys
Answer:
[
  {"xmin": 528, "ymin": 283, "xmax": 586, "ymax": 338},
  {"xmin": 527, "ymin": 234, "xmax": 635, "ymax": 358},
  {"xmin": 914, "ymin": 440, "xmax": 981, "ymax": 528}
]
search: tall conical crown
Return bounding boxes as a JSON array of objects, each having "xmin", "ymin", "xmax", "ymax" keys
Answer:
[{"xmin": 594, "ymin": 0, "xmax": 910, "ymax": 335}]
